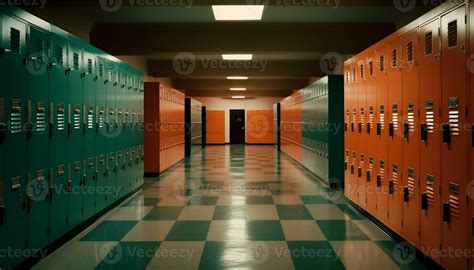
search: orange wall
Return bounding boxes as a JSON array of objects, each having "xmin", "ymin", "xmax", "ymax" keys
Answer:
[{"xmin": 206, "ymin": 110, "xmax": 225, "ymax": 144}]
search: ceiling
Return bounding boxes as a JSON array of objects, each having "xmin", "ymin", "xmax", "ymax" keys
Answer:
[{"xmin": 25, "ymin": 0, "xmax": 440, "ymax": 97}]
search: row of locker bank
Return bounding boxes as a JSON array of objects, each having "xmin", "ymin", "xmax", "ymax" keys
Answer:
[
  {"xmin": 344, "ymin": 2, "xmax": 473, "ymax": 269},
  {"xmin": 0, "ymin": 6, "xmax": 145, "ymax": 270}
]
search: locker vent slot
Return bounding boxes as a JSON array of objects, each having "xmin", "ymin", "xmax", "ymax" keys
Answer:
[
  {"xmin": 406, "ymin": 42, "xmax": 413, "ymax": 62},
  {"xmin": 352, "ymin": 68, "xmax": 356, "ymax": 82},
  {"xmin": 359, "ymin": 64, "xmax": 364, "ymax": 79},
  {"xmin": 407, "ymin": 168, "xmax": 415, "ymax": 198},
  {"xmin": 424, "ymin": 31, "xmax": 433, "ymax": 55},
  {"xmin": 392, "ymin": 106, "xmax": 398, "ymax": 131},
  {"xmin": 10, "ymin": 28, "xmax": 20, "ymax": 53},
  {"xmin": 368, "ymin": 157, "xmax": 374, "ymax": 180},
  {"xmin": 379, "ymin": 106, "xmax": 385, "ymax": 130},
  {"xmin": 36, "ymin": 39, "xmax": 45, "ymax": 55},
  {"xmin": 99, "ymin": 108, "xmax": 105, "ymax": 128},
  {"xmin": 346, "ymin": 72, "xmax": 350, "ymax": 84},
  {"xmin": 36, "ymin": 102, "xmax": 46, "ymax": 133},
  {"xmin": 368, "ymin": 61, "xmax": 374, "ymax": 76},
  {"xmin": 368, "ymin": 107, "xmax": 374, "ymax": 129},
  {"xmin": 10, "ymin": 100, "xmax": 22, "ymax": 134},
  {"xmin": 426, "ymin": 112, "xmax": 434, "ymax": 134},
  {"xmin": 108, "ymin": 69, "xmax": 113, "ymax": 82},
  {"xmin": 87, "ymin": 59, "xmax": 93, "ymax": 74},
  {"xmin": 378, "ymin": 160, "xmax": 385, "ymax": 184},
  {"xmin": 345, "ymin": 110, "xmax": 350, "ymax": 127},
  {"xmin": 447, "ymin": 20, "xmax": 457, "ymax": 48},
  {"xmin": 99, "ymin": 64, "xmax": 104, "ymax": 78},
  {"xmin": 448, "ymin": 97, "xmax": 459, "ymax": 136},
  {"xmin": 407, "ymin": 103, "xmax": 415, "ymax": 132},
  {"xmin": 426, "ymin": 175, "xmax": 435, "ymax": 206},
  {"xmin": 56, "ymin": 46, "xmax": 64, "ymax": 66},
  {"xmin": 359, "ymin": 108, "xmax": 365, "ymax": 128},
  {"xmin": 74, "ymin": 106, "xmax": 80, "ymax": 130},
  {"xmin": 73, "ymin": 53, "xmax": 79, "ymax": 70},
  {"xmin": 87, "ymin": 107, "xmax": 94, "ymax": 129},
  {"xmin": 448, "ymin": 182, "xmax": 460, "ymax": 218},
  {"xmin": 379, "ymin": 55, "xmax": 385, "ymax": 72},
  {"xmin": 392, "ymin": 164, "xmax": 399, "ymax": 187},
  {"xmin": 57, "ymin": 104, "xmax": 65, "ymax": 131},
  {"xmin": 352, "ymin": 109, "xmax": 357, "ymax": 126},
  {"xmin": 391, "ymin": 49, "xmax": 398, "ymax": 68}
]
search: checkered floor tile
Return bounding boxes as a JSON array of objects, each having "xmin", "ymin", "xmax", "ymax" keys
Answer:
[{"xmin": 34, "ymin": 145, "xmax": 430, "ymax": 270}]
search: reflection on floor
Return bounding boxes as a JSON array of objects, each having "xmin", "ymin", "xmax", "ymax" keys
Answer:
[{"xmin": 34, "ymin": 145, "xmax": 429, "ymax": 270}]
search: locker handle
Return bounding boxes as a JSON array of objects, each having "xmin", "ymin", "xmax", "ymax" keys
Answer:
[
  {"xmin": 366, "ymin": 170, "xmax": 371, "ymax": 182},
  {"xmin": 104, "ymin": 167, "xmax": 109, "ymax": 177},
  {"xmin": 366, "ymin": 123, "xmax": 371, "ymax": 135},
  {"xmin": 376, "ymin": 123, "xmax": 381, "ymax": 136},
  {"xmin": 420, "ymin": 123, "xmax": 428, "ymax": 141},
  {"xmin": 357, "ymin": 167, "xmax": 362, "ymax": 178},
  {"xmin": 389, "ymin": 180, "xmax": 394, "ymax": 195},
  {"xmin": 442, "ymin": 202, "xmax": 450, "ymax": 223},
  {"xmin": 403, "ymin": 186, "xmax": 409, "ymax": 202},
  {"xmin": 421, "ymin": 192, "xmax": 428, "ymax": 211},
  {"xmin": 403, "ymin": 123, "xmax": 409, "ymax": 139},
  {"xmin": 376, "ymin": 175, "xmax": 382, "ymax": 187},
  {"xmin": 358, "ymin": 123, "xmax": 362, "ymax": 134},
  {"xmin": 442, "ymin": 124, "xmax": 451, "ymax": 144},
  {"xmin": 0, "ymin": 205, "xmax": 5, "ymax": 226},
  {"xmin": 350, "ymin": 165, "xmax": 355, "ymax": 175},
  {"xmin": 0, "ymin": 122, "xmax": 6, "ymax": 144},
  {"xmin": 389, "ymin": 123, "xmax": 394, "ymax": 137},
  {"xmin": 351, "ymin": 123, "xmax": 355, "ymax": 133},
  {"xmin": 344, "ymin": 123, "xmax": 348, "ymax": 132},
  {"xmin": 344, "ymin": 161, "xmax": 347, "ymax": 171}
]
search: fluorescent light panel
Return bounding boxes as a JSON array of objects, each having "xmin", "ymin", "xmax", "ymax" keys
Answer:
[
  {"xmin": 232, "ymin": 96, "xmax": 246, "ymax": 99},
  {"xmin": 230, "ymin": 88, "xmax": 247, "ymax": 91},
  {"xmin": 212, "ymin": 5, "xmax": 264, "ymax": 21},
  {"xmin": 227, "ymin": 76, "xmax": 249, "ymax": 80},
  {"xmin": 222, "ymin": 54, "xmax": 253, "ymax": 60}
]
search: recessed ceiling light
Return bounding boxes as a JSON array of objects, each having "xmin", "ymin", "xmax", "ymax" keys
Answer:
[
  {"xmin": 227, "ymin": 76, "xmax": 249, "ymax": 80},
  {"xmin": 222, "ymin": 54, "xmax": 253, "ymax": 60},
  {"xmin": 230, "ymin": 88, "xmax": 247, "ymax": 91},
  {"xmin": 232, "ymin": 96, "xmax": 246, "ymax": 99},
  {"xmin": 212, "ymin": 5, "xmax": 264, "ymax": 21}
]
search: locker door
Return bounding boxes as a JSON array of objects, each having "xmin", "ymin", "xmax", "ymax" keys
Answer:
[
  {"xmin": 81, "ymin": 51, "xmax": 96, "ymax": 220},
  {"xmin": 366, "ymin": 54, "xmax": 378, "ymax": 215},
  {"xmin": 387, "ymin": 37, "xmax": 403, "ymax": 234},
  {"xmin": 401, "ymin": 28, "xmax": 421, "ymax": 246},
  {"xmin": 357, "ymin": 57, "xmax": 367, "ymax": 209},
  {"xmin": 66, "ymin": 41, "xmax": 83, "ymax": 228},
  {"xmin": 348, "ymin": 61, "xmax": 359, "ymax": 203},
  {"xmin": 440, "ymin": 6, "xmax": 469, "ymax": 270},
  {"xmin": 116, "ymin": 69, "xmax": 125, "ymax": 198},
  {"xmin": 25, "ymin": 26, "xmax": 50, "ymax": 251},
  {"xmin": 48, "ymin": 35, "xmax": 69, "ymax": 242},
  {"xmin": 95, "ymin": 57, "xmax": 107, "ymax": 211},
  {"xmin": 375, "ymin": 45, "xmax": 389, "ymax": 224},
  {"xmin": 106, "ymin": 63, "xmax": 118, "ymax": 202},
  {"xmin": 419, "ymin": 19, "xmax": 442, "ymax": 263},
  {"xmin": 344, "ymin": 65, "xmax": 351, "ymax": 196},
  {"xmin": 471, "ymin": 4, "xmax": 474, "ymax": 269},
  {"xmin": 0, "ymin": 14, "xmax": 27, "ymax": 269}
]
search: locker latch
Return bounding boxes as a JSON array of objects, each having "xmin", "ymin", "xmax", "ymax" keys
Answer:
[
  {"xmin": 350, "ymin": 165, "xmax": 354, "ymax": 175},
  {"xmin": 344, "ymin": 123, "xmax": 348, "ymax": 132},
  {"xmin": 388, "ymin": 123, "xmax": 394, "ymax": 137},
  {"xmin": 442, "ymin": 202, "xmax": 450, "ymax": 223},
  {"xmin": 0, "ymin": 122, "xmax": 5, "ymax": 144},
  {"xmin": 344, "ymin": 161, "xmax": 347, "ymax": 171},
  {"xmin": 366, "ymin": 170, "xmax": 370, "ymax": 182},
  {"xmin": 104, "ymin": 167, "xmax": 109, "ymax": 177},
  {"xmin": 403, "ymin": 186, "xmax": 409, "ymax": 202},
  {"xmin": 421, "ymin": 123, "xmax": 428, "ymax": 141},
  {"xmin": 403, "ymin": 123, "xmax": 409, "ymax": 139},
  {"xmin": 366, "ymin": 123, "xmax": 371, "ymax": 134},
  {"xmin": 376, "ymin": 175, "xmax": 382, "ymax": 187},
  {"xmin": 358, "ymin": 123, "xmax": 362, "ymax": 134},
  {"xmin": 388, "ymin": 180, "xmax": 394, "ymax": 195},
  {"xmin": 351, "ymin": 123, "xmax": 355, "ymax": 133},
  {"xmin": 376, "ymin": 123, "xmax": 381, "ymax": 136},
  {"xmin": 421, "ymin": 192, "xmax": 428, "ymax": 211},
  {"xmin": 357, "ymin": 167, "xmax": 362, "ymax": 178},
  {"xmin": 442, "ymin": 123, "xmax": 451, "ymax": 144},
  {"xmin": 93, "ymin": 171, "xmax": 98, "ymax": 181}
]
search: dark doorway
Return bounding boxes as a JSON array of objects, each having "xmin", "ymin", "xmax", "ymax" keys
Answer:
[{"xmin": 230, "ymin": 109, "xmax": 245, "ymax": 144}]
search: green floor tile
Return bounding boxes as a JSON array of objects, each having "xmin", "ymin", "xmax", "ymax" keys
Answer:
[
  {"xmin": 316, "ymin": 220, "xmax": 370, "ymax": 241},
  {"xmin": 96, "ymin": 241, "xmax": 161, "ymax": 269},
  {"xmin": 374, "ymin": 240, "xmax": 429, "ymax": 270},
  {"xmin": 81, "ymin": 221, "xmax": 138, "ymax": 241},
  {"xmin": 143, "ymin": 207, "xmax": 184, "ymax": 220},
  {"xmin": 123, "ymin": 197, "xmax": 160, "ymax": 207},
  {"xmin": 212, "ymin": 206, "xmax": 246, "ymax": 220},
  {"xmin": 336, "ymin": 204, "xmax": 364, "ymax": 220},
  {"xmin": 187, "ymin": 196, "xmax": 219, "ymax": 205},
  {"xmin": 165, "ymin": 221, "xmax": 211, "ymax": 241},
  {"xmin": 287, "ymin": 241, "xmax": 345, "ymax": 269},
  {"xmin": 246, "ymin": 220, "xmax": 285, "ymax": 241},
  {"xmin": 300, "ymin": 195, "xmax": 333, "ymax": 204},
  {"xmin": 276, "ymin": 205, "xmax": 313, "ymax": 220},
  {"xmin": 246, "ymin": 196, "xmax": 274, "ymax": 205},
  {"xmin": 272, "ymin": 190, "xmax": 297, "ymax": 195}
]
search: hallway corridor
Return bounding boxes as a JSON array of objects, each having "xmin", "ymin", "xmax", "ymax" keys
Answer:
[{"xmin": 34, "ymin": 146, "xmax": 428, "ymax": 270}]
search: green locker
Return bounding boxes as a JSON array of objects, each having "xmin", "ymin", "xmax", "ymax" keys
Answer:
[
  {"xmin": 123, "ymin": 70, "xmax": 132, "ymax": 193},
  {"xmin": 115, "ymin": 67, "xmax": 125, "ymax": 199},
  {"xmin": 66, "ymin": 40, "xmax": 84, "ymax": 228},
  {"xmin": 25, "ymin": 25, "xmax": 50, "ymax": 251},
  {"xmin": 105, "ymin": 61, "xmax": 118, "ymax": 202},
  {"xmin": 95, "ymin": 56, "xmax": 108, "ymax": 211},
  {"xmin": 81, "ymin": 49, "xmax": 97, "ymax": 220},
  {"xmin": 0, "ymin": 12, "xmax": 28, "ymax": 269},
  {"xmin": 48, "ymin": 29, "xmax": 69, "ymax": 242}
]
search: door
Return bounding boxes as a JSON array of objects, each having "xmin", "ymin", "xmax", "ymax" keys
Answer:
[{"xmin": 230, "ymin": 110, "xmax": 245, "ymax": 144}]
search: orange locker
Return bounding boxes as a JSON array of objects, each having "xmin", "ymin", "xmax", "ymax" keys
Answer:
[
  {"xmin": 206, "ymin": 110, "xmax": 225, "ymax": 144},
  {"xmin": 280, "ymin": 91, "xmax": 303, "ymax": 164},
  {"xmin": 401, "ymin": 28, "xmax": 421, "ymax": 246},
  {"xmin": 470, "ymin": 4, "xmax": 474, "ymax": 269},
  {"xmin": 366, "ymin": 52, "xmax": 378, "ymax": 216},
  {"xmin": 357, "ymin": 56, "xmax": 368, "ymax": 209},
  {"xmin": 387, "ymin": 37, "xmax": 403, "ymax": 235},
  {"xmin": 419, "ymin": 18, "xmax": 442, "ymax": 263},
  {"xmin": 375, "ymin": 45, "xmax": 389, "ymax": 224},
  {"xmin": 440, "ymin": 5, "xmax": 470, "ymax": 270},
  {"xmin": 348, "ymin": 61, "xmax": 359, "ymax": 203},
  {"xmin": 246, "ymin": 110, "xmax": 275, "ymax": 144},
  {"xmin": 344, "ymin": 61, "xmax": 354, "ymax": 201},
  {"xmin": 144, "ymin": 82, "xmax": 160, "ymax": 175}
]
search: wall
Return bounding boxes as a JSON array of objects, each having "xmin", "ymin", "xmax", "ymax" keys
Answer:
[{"xmin": 194, "ymin": 97, "xmax": 282, "ymax": 143}]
